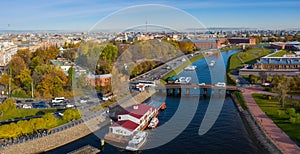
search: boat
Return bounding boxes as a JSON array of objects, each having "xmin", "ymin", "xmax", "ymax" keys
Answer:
[
  {"xmin": 148, "ymin": 117, "xmax": 159, "ymax": 129},
  {"xmin": 184, "ymin": 65, "xmax": 197, "ymax": 71},
  {"xmin": 175, "ymin": 77, "xmax": 191, "ymax": 84},
  {"xmin": 209, "ymin": 60, "xmax": 216, "ymax": 67},
  {"xmin": 125, "ymin": 131, "xmax": 148, "ymax": 151},
  {"xmin": 185, "ymin": 77, "xmax": 192, "ymax": 83}
]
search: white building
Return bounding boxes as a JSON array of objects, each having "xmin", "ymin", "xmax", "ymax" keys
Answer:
[
  {"xmin": 109, "ymin": 104, "xmax": 156, "ymax": 136},
  {"xmin": 0, "ymin": 42, "xmax": 18, "ymax": 66}
]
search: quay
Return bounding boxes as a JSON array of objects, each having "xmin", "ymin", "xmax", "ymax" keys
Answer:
[{"xmin": 67, "ymin": 145, "xmax": 100, "ymax": 154}]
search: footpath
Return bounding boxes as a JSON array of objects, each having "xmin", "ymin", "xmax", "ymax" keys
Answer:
[{"xmin": 242, "ymin": 88, "xmax": 300, "ymax": 154}]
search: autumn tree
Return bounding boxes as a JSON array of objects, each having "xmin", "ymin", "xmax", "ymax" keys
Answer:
[
  {"xmin": 8, "ymin": 56, "xmax": 26, "ymax": 76},
  {"xmin": 16, "ymin": 69, "xmax": 32, "ymax": 93}
]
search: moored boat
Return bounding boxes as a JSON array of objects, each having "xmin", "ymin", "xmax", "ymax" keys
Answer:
[
  {"xmin": 148, "ymin": 117, "xmax": 159, "ymax": 129},
  {"xmin": 184, "ymin": 65, "xmax": 197, "ymax": 71},
  {"xmin": 209, "ymin": 60, "xmax": 216, "ymax": 67},
  {"xmin": 125, "ymin": 131, "xmax": 148, "ymax": 151}
]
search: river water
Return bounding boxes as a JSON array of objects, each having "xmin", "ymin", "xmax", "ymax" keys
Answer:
[{"xmin": 46, "ymin": 50, "xmax": 261, "ymax": 154}]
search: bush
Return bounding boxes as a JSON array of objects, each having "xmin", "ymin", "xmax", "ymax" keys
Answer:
[
  {"xmin": 290, "ymin": 117, "xmax": 296, "ymax": 124},
  {"xmin": 286, "ymin": 108, "xmax": 296, "ymax": 117},
  {"xmin": 277, "ymin": 110, "xmax": 284, "ymax": 118},
  {"xmin": 11, "ymin": 88, "xmax": 29, "ymax": 98}
]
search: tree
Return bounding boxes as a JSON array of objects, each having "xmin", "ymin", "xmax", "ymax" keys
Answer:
[
  {"xmin": 42, "ymin": 113, "xmax": 57, "ymax": 128},
  {"xmin": 62, "ymin": 49, "xmax": 77, "ymax": 61},
  {"xmin": 29, "ymin": 56, "xmax": 43, "ymax": 71},
  {"xmin": 8, "ymin": 56, "xmax": 26, "ymax": 76},
  {"xmin": 62, "ymin": 109, "xmax": 81, "ymax": 122},
  {"xmin": 16, "ymin": 69, "xmax": 32, "ymax": 93},
  {"xmin": 67, "ymin": 67, "xmax": 75, "ymax": 89},
  {"xmin": 276, "ymin": 76, "xmax": 290, "ymax": 108},
  {"xmin": 17, "ymin": 49, "xmax": 31, "ymax": 67},
  {"xmin": 0, "ymin": 98, "xmax": 16, "ymax": 114}
]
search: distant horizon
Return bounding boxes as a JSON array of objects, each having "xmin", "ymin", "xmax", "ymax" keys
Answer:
[
  {"xmin": 1, "ymin": 1, "xmax": 300, "ymax": 31},
  {"xmin": 1, "ymin": 27, "xmax": 300, "ymax": 34}
]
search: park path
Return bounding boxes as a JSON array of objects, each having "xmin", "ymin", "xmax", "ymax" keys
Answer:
[{"xmin": 242, "ymin": 88, "xmax": 300, "ymax": 154}]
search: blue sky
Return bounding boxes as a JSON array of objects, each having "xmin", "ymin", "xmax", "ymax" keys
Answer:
[{"xmin": 1, "ymin": 0, "xmax": 300, "ymax": 31}]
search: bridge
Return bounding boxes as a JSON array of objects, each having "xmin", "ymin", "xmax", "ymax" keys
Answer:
[{"xmin": 155, "ymin": 83, "xmax": 238, "ymax": 96}]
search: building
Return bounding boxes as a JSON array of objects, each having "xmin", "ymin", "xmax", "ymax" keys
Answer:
[
  {"xmin": 86, "ymin": 73, "xmax": 112, "ymax": 87},
  {"xmin": 239, "ymin": 52, "xmax": 300, "ymax": 76},
  {"xmin": 109, "ymin": 104, "xmax": 156, "ymax": 136},
  {"xmin": 0, "ymin": 42, "xmax": 18, "ymax": 66},
  {"xmin": 227, "ymin": 38, "xmax": 256, "ymax": 45},
  {"xmin": 270, "ymin": 42, "xmax": 300, "ymax": 51},
  {"xmin": 194, "ymin": 39, "xmax": 220, "ymax": 49},
  {"xmin": 50, "ymin": 59, "xmax": 75, "ymax": 74}
]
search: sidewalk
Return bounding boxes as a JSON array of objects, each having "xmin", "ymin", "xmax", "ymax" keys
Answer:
[{"xmin": 242, "ymin": 89, "xmax": 300, "ymax": 154}]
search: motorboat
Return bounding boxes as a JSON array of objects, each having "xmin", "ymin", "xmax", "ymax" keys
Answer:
[
  {"xmin": 209, "ymin": 60, "xmax": 216, "ymax": 67},
  {"xmin": 125, "ymin": 131, "xmax": 148, "ymax": 151},
  {"xmin": 184, "ymin": 65, "xmax": 197, "ymax": 71},
  {"xmin": 148, "ymin": 117, "xmax": 159, "ymax": 129}
]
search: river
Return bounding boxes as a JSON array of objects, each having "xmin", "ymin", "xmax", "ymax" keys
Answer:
[{"xmin": 46, "ymin": 50, "xmax": 261, "ymax": 154}]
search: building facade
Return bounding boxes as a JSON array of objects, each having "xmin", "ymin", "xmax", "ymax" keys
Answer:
[{"xmin": 0, "ymin": 42, "xmax": 18, "ymax": 66}]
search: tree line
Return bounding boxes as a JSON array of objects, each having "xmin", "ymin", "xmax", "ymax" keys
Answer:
[{"xmin": 0, "ymin": 99, "xmax": 80, "ymax": 139}]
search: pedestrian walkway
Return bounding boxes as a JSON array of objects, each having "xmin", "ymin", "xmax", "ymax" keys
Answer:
[{"xmin": 242, "ymin": 89, "xmax": 300, "ymax": 154}]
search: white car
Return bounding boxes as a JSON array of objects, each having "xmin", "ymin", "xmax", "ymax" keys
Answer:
[
  {"xmin": 23, "ymin": 104, "xmax": 32, "ymax": 109},
  {"xmin": 66, "ymin": 104, "xmax": 75, "ymax": 108},
  {"xmin": 215, "ymin": 82, "xmax": 226, "ymax": 87},
  {"xmin": 199, "ymin": 83, "xmax": 206, "ymax": 86}
]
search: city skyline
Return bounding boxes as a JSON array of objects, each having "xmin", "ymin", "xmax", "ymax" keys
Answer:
[{"xmin": 0, "ymin": 0, "xmax": 300, "ymax": 31}]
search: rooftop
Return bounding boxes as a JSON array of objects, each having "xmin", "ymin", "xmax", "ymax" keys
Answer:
[
  {"xmin": 119, "ymin": 104, "xmax": 154, "ymax": 119},
  {"xmin": 112, "ymin": 120, "xmax": 139, "ymax": 131}
]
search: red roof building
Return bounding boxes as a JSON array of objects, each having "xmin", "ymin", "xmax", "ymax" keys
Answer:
[{"xmin": 109, "ymin": 104, "xmax": 157, "ymax": 136}]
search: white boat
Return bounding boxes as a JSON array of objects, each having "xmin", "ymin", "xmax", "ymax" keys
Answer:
[
  {"xmin": 175, "ymin": 77, "xmax": 191, "ymax": 84},
  {"xmin": 185, "ymin": 77, "xmax": 192, "ymax": 84},
  {"xmin": 126, "ymin": 131, "xmax": 148, "ymax": 151},
  {"xmin": 184, "ymin": 65, "xmax": 197, "ymax": 71},
  {"xmin": 209, "ymin": 60, "xmax": 216, "ymax": 67},
  {"xmin": 148, "ymin": 117, "xmax": 159, "ymax": 129}
]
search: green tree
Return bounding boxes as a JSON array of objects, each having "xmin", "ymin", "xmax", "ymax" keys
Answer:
[
  {"xmin": 16, "ymin": 69, "xmax": 33, "ymax": 93},
  {"xmin": 67, "ymin": 67, "xmax": 75, "ymax": 89},
  {"xmin": 42, "ymin": 113, "xmax": 57, "ymax": 128},
  {"xmin": 0, "ymin": 98, "xmax": 16, "ymax": 114},
  {"xmin": 29, "ymin": 56, "xmax": 43, "ymax": 71},
  {"xmin": 276, "ymin": 76, "xmax": 290, "ymax": 108},
  {"xmin": 62, "ymin": 109, "xmax": 81, "ymax": 122}
]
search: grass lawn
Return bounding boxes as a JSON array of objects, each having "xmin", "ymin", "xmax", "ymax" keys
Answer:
[
  {"xmin": 269, "ymin": 50, "xmax": 294, "ymax": 57},
  {"xmin": 228, "ymin": 48, "xmax": 272, "ymax": 72},
  {"xmin": 234, "ymin": 91, "xmax": 248, "ymax": 110},
  {"xmin": 0, "ymin": 108, "xmax": 59, "ymax": 121},
  {"xmin": 252, "ymin": 93, "xmax": 300, "ymax": 143}
]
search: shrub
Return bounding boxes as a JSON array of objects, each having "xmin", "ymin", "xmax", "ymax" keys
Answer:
[
  {"xmin": 290, "ymin": 117, "xmax": 296, "ymax": 124},
  {"xmin": 286, "ymin": 108, "xmax": 296, "ymax": 117}
]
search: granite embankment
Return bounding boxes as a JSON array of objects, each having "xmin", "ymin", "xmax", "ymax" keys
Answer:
[{"xmin": 231, "ymin": 93, "xmax": 282, "ymax": 154}]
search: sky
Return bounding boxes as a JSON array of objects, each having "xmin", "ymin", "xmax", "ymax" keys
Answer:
[{"xmin": 1, "ymin": 0, "xmax": 300, "ymax": 31}]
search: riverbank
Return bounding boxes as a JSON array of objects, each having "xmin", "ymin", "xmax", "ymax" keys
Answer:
[
  {"xmin": 0, "ymin": 91, "xmax": 155, "ymax": 154},
  {"xmin": 231, "ymin": 93, "xmax": 282, "ymax": 153},
  {"xmin": 242, "ymin": 89, "xmax": 300, "ymax": 154}
]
